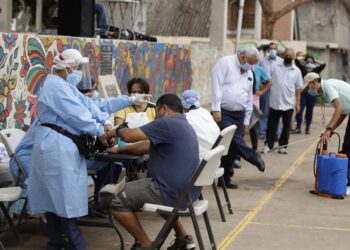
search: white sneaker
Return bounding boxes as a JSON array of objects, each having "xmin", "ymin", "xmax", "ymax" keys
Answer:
[
  {"xmin": 262, "ymin": 145, "xmax": 271, "ymax": 154},
  {"xmin": 278, "ymin": 147, "xmax": 288, "ymax": 154}
]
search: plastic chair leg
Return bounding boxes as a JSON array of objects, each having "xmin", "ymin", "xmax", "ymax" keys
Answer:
[
  {"xmin": 0, "ymin": 203, "xmax": 22, "ymax": 243},
  {"xmin": 189, "ymin": 204, "xmax": 205, "ymax": 250},
  {"xmin": 212, "ymin": 181, "xmax": 226, "ymax": 222},
  {"xmin": 220, "ymin": 177, "xmax": 233, "ymax": 214}
]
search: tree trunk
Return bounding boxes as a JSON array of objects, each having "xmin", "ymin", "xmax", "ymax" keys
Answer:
[{"xmin": 259, "ymin": 0, "xmax": 312, "ymax": 39}]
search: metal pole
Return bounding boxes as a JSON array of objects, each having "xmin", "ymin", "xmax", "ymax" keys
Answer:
[
  {"xmin": 254, "ymin": 0, "xmax": 262, "ymax": 39},
  {"xmin": 236, "ymin": 0, "xmax": 245, "ymax": 50},
  {"xmin": 35, "ymin": 0, "xmax": 43, "ymax": 33}
]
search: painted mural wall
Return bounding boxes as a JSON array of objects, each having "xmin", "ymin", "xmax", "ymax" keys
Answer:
[{"xmin": 0, "ymin": 32, "xmax": 192, "ymax": 129}]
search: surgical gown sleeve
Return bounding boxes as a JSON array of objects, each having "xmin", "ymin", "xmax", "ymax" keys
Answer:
[
  {"xmin": 39, "ymin": 83, "xmax": 104, "ymax": 137},
  {"xmin": 85, "ymin": 97, "xmax": 110, "ymax": 125},
  {"xmin": 94, "ymin": 95, "xmax": 132, "ymax": 114}
]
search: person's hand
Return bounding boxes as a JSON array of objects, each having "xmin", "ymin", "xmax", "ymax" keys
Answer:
[
  {"xmin": 244, "ymin": 125, "xmax": 250, "ymax": 136},
  {"xmin": 105, "ymin": 146, "xmax": 119, "ymax": 154},
  {"xmin": 212, "ymin": 111, "xmax": 221, "ymax": 124},
  {"xmin": 295, "ymin": 104, "xmax": 300, "ymax": 113},
  {"xmin": 104, "ymin": 124, "xmax": 112, "ymax": 134},
  {"xmin": 255, "ymin": 90, "xmax": 264, "ymax": 96},
  {"xmin": 321, "ymin": 129, "xmax": 332, "ymax": 145},
  {"xmin": 99, "ymin": 133, "xmax": 109, "ymax": 147},
  {"xmin": 106, "ymin": 128, "xmax": 116, "ymax": 141}
]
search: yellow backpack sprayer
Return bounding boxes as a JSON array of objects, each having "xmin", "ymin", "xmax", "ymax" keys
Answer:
[{"xmin": 309, "ymin": 132, "xmax": 348, "ymax": 199}]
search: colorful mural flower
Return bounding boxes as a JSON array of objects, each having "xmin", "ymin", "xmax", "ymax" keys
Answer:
[
  {"xmin": 0, "ymin": 74, "xmax": 15, "ymax": 126},
  {"xmin": 14, "ymin": 96, "xmax": 27, "ymax": 129},
  {"xmin": 2, "ymin": 33, "xmax": 18, "ymax": 51},
  {"xmin": 0, "ymin": 46, "xmax": 7, "ymax": 70},
  {"xmin": 27, "ymin": 95, "xmax": 37, "ymax": 124}
]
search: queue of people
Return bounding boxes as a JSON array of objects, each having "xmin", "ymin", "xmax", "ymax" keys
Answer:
[{"xmin": 7, "ymin": 43, "xmax": 350, "ymax": 250}]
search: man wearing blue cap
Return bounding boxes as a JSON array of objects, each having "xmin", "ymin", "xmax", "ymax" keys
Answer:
[{"xmin": 182, "ymin": 90, "xmax": 220, "ymax": 159}]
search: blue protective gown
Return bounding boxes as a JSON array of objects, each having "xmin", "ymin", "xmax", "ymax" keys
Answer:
[
  {"xmin": 11, "ymin": 93, "xmax": 131, "ymax": 192},
  {"xmin": 27, "ymin": 74, "xmax": 106, "ymax": 218}
]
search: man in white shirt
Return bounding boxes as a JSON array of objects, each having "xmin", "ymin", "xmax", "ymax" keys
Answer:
[
  {"xmin": 211, "ymin": 47, "xmax": 265, "ymax": 189},
  {"xmin": 258, "ymin": 42, "xmax": 283, "ymax": 139},
  {"xmin": 182, "ymin": 90, "xmax": 220, "ymax": 160},
  {"xmin": 264, "ymin": 48, "xmax": 303, "ymax": 154}
]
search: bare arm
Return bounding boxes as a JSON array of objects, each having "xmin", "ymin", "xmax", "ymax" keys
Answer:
[
  {"xmin": 255, "ymin": 79, "xmax": 272, "ymax": 96},
  {"xmin": 106, "ymin": 141, "xmax": 150, "ymax": 155},
  {"xmin": 109, "ymin": 127, "xmax": 149, "ymax": 143},
  {"xmin": 115, "ymin": 117, "xmax": 124, "ymax": 126},
  {"xmin": 321, "ymin": 98, "xmax": 344, "ymax": 144},
  {"xmin": 295, "ymin": 89, "xmax": 301, "ymax": 113},
  {"xmin": 328, "ymin": 98, "xmax": 344, "ymax": 130}
]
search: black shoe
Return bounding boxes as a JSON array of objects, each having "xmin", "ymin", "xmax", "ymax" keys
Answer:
[
  {"xmin": 130, "ymin": 242, "xmax": 147, "ymax": 250},
  {"xmin": 256, "ymin": 153, "xmax": 265, "ymax": 172},
  {"xmin": 218, "ymin": 179, "xmax": 238, "ymax": 189},
  {"xmin": 305, "ymin": 129, "xmax": 310, "ymax": 135},
  {"xmin": 292, "ymin": 128, "xmax": 301, "ymax": 134}
]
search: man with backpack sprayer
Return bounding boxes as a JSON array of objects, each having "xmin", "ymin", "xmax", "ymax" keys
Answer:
[{"xmin": 302, "ymin": 72, "xmax": 350, "ymax": 184}]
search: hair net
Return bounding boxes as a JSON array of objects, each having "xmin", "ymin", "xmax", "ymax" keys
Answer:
[{"xmin": 182, "ymin": 89, "xmax": 200, "ymax": 109}]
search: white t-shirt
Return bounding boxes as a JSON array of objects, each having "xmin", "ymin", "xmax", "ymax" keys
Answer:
[{"xmin": 186, "ymin": 107, "xmax": 221, "ymax": 160}]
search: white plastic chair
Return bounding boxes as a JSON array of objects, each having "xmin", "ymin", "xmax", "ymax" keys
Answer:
[
  {"xmin": 0, "ymin": 129, "xmax": 28, "ymax": 243},
  {"xmin": 0, "ymin": 129, "xmax": 27, "ymax": 182},
  {"xmin": 0, "ymin": 187, "xmax": 23, "ymax": 241},
  {"xmin": 211, "ymin": 124, "xmax": 237, "ymax": 222},
  {"xmin": 143, "ymin": 145, "xmax": 226, "ymax": 250}
]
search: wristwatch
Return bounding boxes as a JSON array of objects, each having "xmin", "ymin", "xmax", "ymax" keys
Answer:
[{"xmin": 116, "ymin": 122, "xmax": 129, "ymax": 137}]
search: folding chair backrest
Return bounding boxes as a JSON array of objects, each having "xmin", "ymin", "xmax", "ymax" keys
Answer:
[
  {"xmin": 195, "ymin": 145, "xmax": 225, "ymax": 187},
  {"xmin": 213, "ymin": 125, "xmax": 236, "ymax": 156},
  {"xmin": 0, "ymin": 129, "xmax": 25, "ymax": 156}
]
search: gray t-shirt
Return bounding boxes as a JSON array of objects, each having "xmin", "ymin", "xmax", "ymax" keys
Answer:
[{"xmin": 140, "ymin": 114, "xmax": 201, "ymax": 207}]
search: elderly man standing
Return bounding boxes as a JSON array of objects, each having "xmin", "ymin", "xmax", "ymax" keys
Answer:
[
  {"xmin": 264, "ymin": 48, "xmax": 303, "ymax": 154},
  {"xmin": 211, "ymin": 47, "xmax": 265, "ymax": 189},
  {"xmin": 258, "ymin": 42, "xmax": 283, "ymax": 139}
]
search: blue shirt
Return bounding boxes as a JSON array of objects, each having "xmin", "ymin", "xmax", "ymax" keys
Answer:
[
  {"xmin": 140, "ymin": 114, "xmax": 201, "ymax": 207},
  {"xmin": 253, "ymin": 65, "xmax": 270, "ymax": 92}
]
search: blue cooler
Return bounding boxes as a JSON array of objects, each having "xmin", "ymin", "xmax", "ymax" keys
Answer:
[{"xmin": 317, "ymin": 153, "xmax": 348, "ymax": 196}]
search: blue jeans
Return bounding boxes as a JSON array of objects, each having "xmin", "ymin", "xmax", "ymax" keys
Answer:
[
  {"xmin": 219, "ymin": 109, "xmax": 260, "ymax": 183},
  {"xmin": 295, "ymin": 91, "xmax": 317, "ymax": 130},
  {"xmin": 95, "ymin": 3, "xmax": 108, "ymax": 36}
]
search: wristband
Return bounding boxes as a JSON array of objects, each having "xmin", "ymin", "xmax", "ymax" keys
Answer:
[{"xmin": 326, "ymin": 126, "xmax": 333, "ymax": 131}]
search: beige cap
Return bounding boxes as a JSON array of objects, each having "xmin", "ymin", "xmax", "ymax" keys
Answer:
[{"xmin": 302, "ymin": 72, "xmax": 320, "ymax": 91}]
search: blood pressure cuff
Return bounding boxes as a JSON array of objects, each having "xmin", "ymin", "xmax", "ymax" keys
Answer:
[{"xmin": 41, "ymin": 123, "xmax": 95, "ymax": 159}]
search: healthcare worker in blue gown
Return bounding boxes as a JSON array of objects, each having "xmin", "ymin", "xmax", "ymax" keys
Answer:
[{"xmin": 27, "ymin": 49, "xmax": 110, "ymax": 250}]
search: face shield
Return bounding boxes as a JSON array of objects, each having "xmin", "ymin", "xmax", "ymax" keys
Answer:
[{"xmin": 75, "ymin": 57, "xmax": 93, "ymax": 92}]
